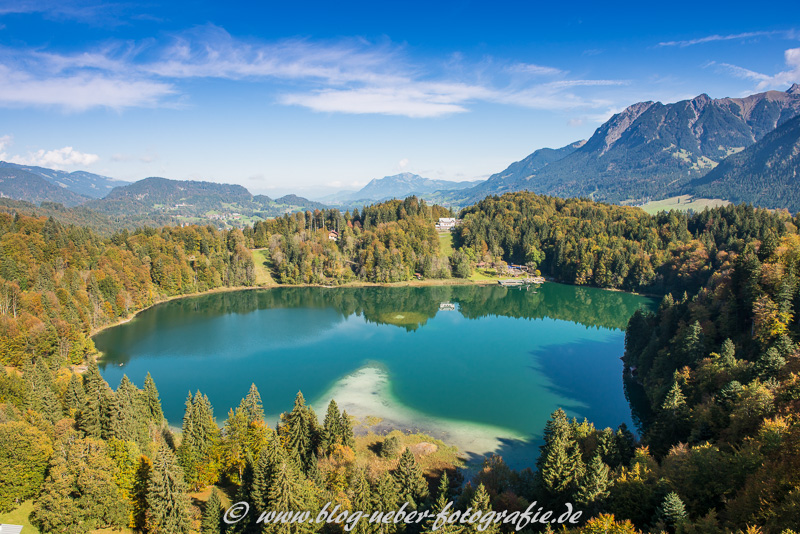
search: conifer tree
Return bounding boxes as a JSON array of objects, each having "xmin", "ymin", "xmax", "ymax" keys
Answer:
[
  {"xmin": 145, "ymin": 442, "xmax": 191, "ymax": 534},
  {"xmin": 373, "ymin": 473, "xmax": 400, "ymax": 534},
  {"xmin": 576, "ymin": 454, "xmax": 611, "ymax": 508},
  {"xmin": 143, "ymin": 372, "xmax": 164, "ymax": 424},
  {"xmin": 251, "ymin": 433, "xmax": 281, "ymax": 512},
  {"xmin": 321, "ymin": 399, "xmax": 343, "ymax": 454},
  {"xmin": 201, "ymin": 487, "xmax": 223, "ymax": 534},
  {"xmin": 132, "ymin": 455, "xmax": 152, "ymax": 532},
  {"xmin": 536, "ymin": 408, "xmax": 584, "ymax": 506},
  {"xmin": 465, "ymin": 483, "xmax": 498, "ymax": 534},
  {"xmin": 178, "ymin": 391, "xmax": 220, "ymax": 489},
  {"xmin": 240, "ymin": 383, "xmax": 265, "ymax": 423},
  {"xmin": 64, "ymin": 372, "xmax": 85, "ymax": 417},
  {"xmin": 282, "ymin": 391, "xmax": 319, "ymax": 473},
  {"xmin": 349, "ymin": 469, "xmax": 373, "ymax": 534},
  {"xmin": 341, "ymin": 410, "xmax": 355, "ymax": 449},
  {"xmin": 77, "ymin": 360, "xmax": 111, "ymax": 439},
  {"xmin": 394, "ymin": 447, "xmax": 429, "ymax": 509},
  {"xmin": 423, "ymin": 472, "xmax": 461, "ymax": 534},
  {"xmin": 657, "ymin": 491, "xmax": 687, "ymax": 530}
]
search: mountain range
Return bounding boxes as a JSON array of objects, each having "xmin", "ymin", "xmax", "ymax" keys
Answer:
[
  {"xmin": 321, "ymin": 172, "xmax": 482, "ymax": 205},
  {"xmin": 687, "ymin": 113, "xmax": 800, "ymax": 211},
  {"xmin": 446, "ymin": 84, "xmax": 800, "ymax": 206},
  {"xmin": 2, "ymin": 85, "xmax": 800, "ymax": 223},
  {"xmin": 0, "ymin": 161, "xmax": 128, "ymax": 198}
]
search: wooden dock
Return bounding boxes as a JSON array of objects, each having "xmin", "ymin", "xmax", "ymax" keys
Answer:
[{"xmin": 498, "ymin": 276, "xmax": 545, "ymax": 287}]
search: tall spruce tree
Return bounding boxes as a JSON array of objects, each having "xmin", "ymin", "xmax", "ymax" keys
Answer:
[
  {"xmin": 657, "ymin": 491, "xmax": 688, "ymax": 530},
  {"xmin": 64, "ymin": 372, "xmax": 85, "ymax": 417},
  {"xmin": 201, "ymin": 487, "xmax": 223, "ymax": 534},
  {"xmin": 576, "ymin": 454, "xmax": 611, "ymax": 510},
  {"xmin": 281, "ymin": 391, "xmax": 319, "ymax": 473},
  {"xmin": 465, "ymin": 483, "xmax": 498, "ymax": 534},
  {"xmin": 178, "ymin": 391, "xmax": 220, "ymax": 489},
  {"xmin": 349, "ymin": 469, "xmax": 374, "ymax": 534},
  {"xmin": 145, "ymin": 442, "xmax": 191, "ymax": 534},
  {"xmin": 341, "ymin": 410, "xmax": 355, "ymax": 449},
  {"xmin": 321, "ymin": 399, "xmax": 343, "ymax": 454},
  {"xmin": 143, "ymin": 372, "xmax": 164, "ymax": 424},
  {"xmin": 423, "ymin": 472, "xmax": 461, "ymax": 534},
  {"xmin": 394, "ymin": 447, "xmax": 429, "ymax": 509},
  {"xmin": 240, "ymin": 383, "xmax": 265, "ymax": 423},
  {"xmin": 536, "ymin": 408, "xmax": 584, "ymax": 506},
  {"xmin": 77, "ymin": 360, "xmax": 110, "ymax": 439}
]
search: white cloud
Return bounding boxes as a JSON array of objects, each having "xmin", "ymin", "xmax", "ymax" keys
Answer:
[
  {"xmin": 3, "ymin": 141, "xmax": 99, "ymax": 169},
  {"xmin": 0, "ymin": 63, "xmax": 175, "ymax": 110},
  {"xmin": 0, "ymin": 24, "xmax": 629, "ymax": 117},
  {"xmin": 398, "ymin": 158, "xmax": 409, "ymax": 169},
  {"xmin": 658, "ymin": 30, "xmax": 784, "ymax": 47},
  {"xmin": 507, "ymin": 63, "xmax": 565, "ymax": 76},
  {"xmin": 716, "ymin": 48, "xmax": 800, "ymax": 91}
]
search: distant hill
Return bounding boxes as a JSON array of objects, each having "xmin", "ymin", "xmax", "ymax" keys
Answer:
[
  {"xmin": 86, "ymin": 177, "xmax": 327, "ymax": 227},
  {"xmin": 329, "ymin": 172, "xmax": 481, "ymax": 205},
  {"xmin": 0, "ymin": 161, "xmax": 129, "ymax": 198},
  {"xmin": 452, "ymin": 85, "xmax": 800, "ymax": 205},
  {"xmin": 448, "ymin": 141, "xmax": 586, "ymax": 205},
  {"xmin": 0, "ymin": 167, "xmax": 90, "ymax": 207},
  {"xmin": 687, "ymin": 113, "xmax": 800, "ymax": 212}
]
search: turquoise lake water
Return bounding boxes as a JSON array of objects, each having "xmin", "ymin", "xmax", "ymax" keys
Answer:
[{"xmin": 95, "ymin": 283, "xmax": 653, "ymax": 466}]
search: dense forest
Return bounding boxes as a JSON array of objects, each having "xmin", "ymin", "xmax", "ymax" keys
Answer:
[
  {"xmin": 250, "ymin": 197, "xmax": 456, "ymax": 284},
  {"xmin": 2, "ymin": 192, "xmax": 800, "ymax": 533}
]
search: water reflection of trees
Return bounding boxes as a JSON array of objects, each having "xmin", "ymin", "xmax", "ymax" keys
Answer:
[{"xmin": 127, "ymin": 283, "xmax": 653, "ymax": 333}]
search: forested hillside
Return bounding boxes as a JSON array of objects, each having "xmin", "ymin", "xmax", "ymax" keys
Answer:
[
  {"xmin": 0, "ymin": 214, "xmax": 255, "ymax": 367},
  {"xmin": 2, "ymin": 193, "xmax": 800, "ymax": 533},
  {"xmin": 689, "ymin": 114, "xmax": 800, "ymax": 211},
  {"xmin": 251, "ymin": 197, "xmax": 456, "ymax": 283}
]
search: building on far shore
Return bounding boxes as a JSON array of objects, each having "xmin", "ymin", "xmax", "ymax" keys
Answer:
[{"xmin": 435, "ymin": 217, "xmax": 462, "ymax": 231}]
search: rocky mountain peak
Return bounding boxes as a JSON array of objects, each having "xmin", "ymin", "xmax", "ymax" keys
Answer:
[{"xmin": 788, "ymin": 83, "xmax": 800, "ymax": 95}]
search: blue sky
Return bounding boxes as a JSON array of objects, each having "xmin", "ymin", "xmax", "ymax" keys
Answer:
[{"xmin": 0, "ymin": 0, "xmax": 799, "ymax": 198}]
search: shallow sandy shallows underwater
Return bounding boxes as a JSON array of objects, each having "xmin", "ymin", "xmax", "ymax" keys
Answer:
[{"xmin": 311, "ymin": 365, "xmax": 537, "ymax": 467}]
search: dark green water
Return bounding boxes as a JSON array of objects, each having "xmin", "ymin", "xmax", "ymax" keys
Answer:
[{"xmin": 95, "ymin": 283, "xmax": 653, "ymax": 463}]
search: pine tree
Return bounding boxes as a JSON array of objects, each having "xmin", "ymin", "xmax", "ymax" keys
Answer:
[
  {"xmin": 373, "ymin": 473, "xmax": 400, "ymax": 534},
  {"xmin": 718, "ymin": 338, "xmax": 736, "ymax": 368},
  {"xmin": 422, "ymin": 472, "xmax": 461, "ymax": 534},
  {"xmin": 321, "ymin": 399, "xmax": 343, "ymax": 454},
  {"xmin": 394, "ymin": 447, "xmax": 429, "ymax": 509},
  {"xmin": 143, "ymin": 372, "xmax": 164, "ymax": 424},
  {"xmin": 576, "ymin": 454, "xmax": 611, "ymax": 508},
  {"xmin": 341, "ymin": 410, "xmax": 355, "ymax": 449},
  {"xmin": 145, "ymin": 442, "xmax": 191, "ymax": 534},
  {"xmin": 178, "ymin": 391, "xmax": 220, "ymax": 490},
  {"xmin": 657, "ymin": 491, "xmax": 687, "ymax": 530},
  {"xmin": 536, "ymin": 408, "xmax": 584, "ymax": 506},
  {"xmin": 349, "ymin": 469, "xmax": 373, "ymax": 534},
  {"xmin": 201, "ymin": 487, "xmax": 223, "ymax": 534},
  {"xmin": 240, "ymin": 383, "xmax": 265, "ymax": 423},
  {"xmin": 78, "ymin": 360, "xmax": 110, "ymax": 439},
  {"xmin": 64, "ymin": 372, "xmax": 85, "ymax": 417},
  {"xmin": 465, "ymin": 483, "xmax": 498, "ymax": 534},
  {"xmin": 661, "ymin": 381, "xmax": 686, "ymax": 411},
  {"xmin": 251, "ymin": 434, "xmax": 281, "ymax": 511},
  {"xmin": 282, "ymin": 391, "xmax": 319, "ymax": 473}
]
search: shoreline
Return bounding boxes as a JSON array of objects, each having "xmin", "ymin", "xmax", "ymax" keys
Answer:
[{"xmin": 88, "ymin": 273, "xmax": 512, "ymax": 340}]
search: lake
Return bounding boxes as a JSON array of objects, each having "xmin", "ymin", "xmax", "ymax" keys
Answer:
[{"xmin": 95, "ymin": 283, "xmax": 653, "ymax": 468}]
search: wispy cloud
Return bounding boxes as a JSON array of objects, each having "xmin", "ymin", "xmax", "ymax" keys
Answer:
[
  {"xmin": 713, "ymin": 48, "xmax": 800, "ymax": 90},
  {"xmin": 0, "ymin": 24, "xmax": 629, "ymax": 117},
  {"xmin": 658, "ymin": 30, "xmax": 786, "ymax": 47},
  {"xmin": 506, "ymin": 62, "xmax": 565, "ymax": 76}
]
